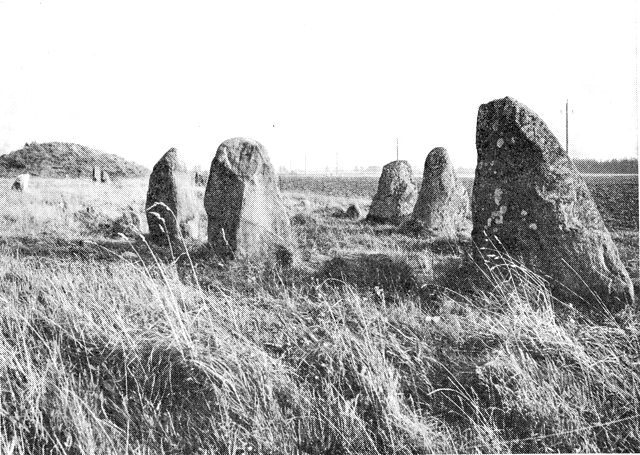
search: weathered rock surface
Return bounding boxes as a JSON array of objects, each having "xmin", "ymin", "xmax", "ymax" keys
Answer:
[
  {"xmin": 365, "ymin": 160, "xmax": 417, "ymax": 224},
  {"xmin": 330, "ymin": 203, "xmax": 362, "ymax": 220},
  {"xmin": 11, "ymin": 174, "xmax": 29, "ymax": 191},
  {"xmin": 204, "ymin": 137, "xmax": 294, "ymax": 264},
  {"xmin": 100, "ymin": 170, "xmax": 111, "ymax": 184},
  {"xmin": 194, "ymin": 172, "xmax": 207, "ymax": 186},
  {"xmin": 472, "ymin": 96, "xmax": 634, "ymax": 309},
  {"xmin": 346, "ymin": 203, "xmax": 363, "ymax": 220},
  {"xmin": 405, "ymin": 147, "xmax": 471, "ymax": 238},
  {"xmin": 146, "ymin": 148, "xmax": 199, "ymax": 244}
]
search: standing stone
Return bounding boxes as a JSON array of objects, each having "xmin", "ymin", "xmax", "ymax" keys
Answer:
[
  {"xmin": 146, "ymin": 148, "xmax": 199, "ymax": 244},
  {"xmin": 472, "ymin": 96, "xmax": 634, "ymax": 309},
  {"xmin": 404, "ymin": 147, "xmax": 471, "ymax": 238},
  {"xmin": 204, "ymin": 137, "xmax": 294, "ymax": 264},
  {"xmin": 92, "ymin": 166, "xmax": 100, "ymax": 182},
  {"xmin": 100, "ymin": 170, "xmax": 111, "ymax": 184},
  {"xmin": 365, "ymin": 160, "xmax": 417, "ymax": 224},
  {"xmin": 11, "ymin": 174, "xmax": 29, "ymax": 192}
]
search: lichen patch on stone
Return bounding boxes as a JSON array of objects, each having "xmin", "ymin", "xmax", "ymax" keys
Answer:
[{"xmin": 494, "ymin": 188, "xmax": 503, "ymax": 206}]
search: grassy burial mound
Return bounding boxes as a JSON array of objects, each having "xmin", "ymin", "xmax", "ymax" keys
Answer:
[{"xmin": 0, "ymin": 141, "xmax": 149, "ymax": 179}]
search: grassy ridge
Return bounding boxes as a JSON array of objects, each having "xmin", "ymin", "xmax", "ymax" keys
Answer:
[
  {"xmin": 0, "ymin": 142, "xmax": 149, "ymax": 179},
  {"xmin": 0, "ymin": 177, "xmax": 638, "ymax": 453}
]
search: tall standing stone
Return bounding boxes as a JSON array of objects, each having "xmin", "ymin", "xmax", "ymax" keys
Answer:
[
  {"xmin": 405, "ymin": 147, "xmax": 471, "ymax": 238},
  {"xmin": 204, "ymin": 137, "xmax": 294, "ymax": 263},
  {"xmin": 11, "ymin": 174, "xmax": 29, "ymax": 192},
  {"xmin": 92, "ymin": 166, "xmax": 100, "ymax": 182},
  {"xmin": 472, "ymin": 96, "xmax": 634, "ymax": 309},
  {"xmin": 100, "ymin": 169, "xmax": 111, "ymax": 184},
  {"xmin": 365, "ymin": 160, "xmax": 417, "ymax": 224},
  {"xmin": 146, "ymin": 148, "xmax": 199, "ymax": 244}
]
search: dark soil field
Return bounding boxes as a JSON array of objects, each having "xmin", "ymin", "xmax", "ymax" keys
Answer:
[{"xmin": 280, "ymin": 174, "xmax": 639, "ymax": 231}]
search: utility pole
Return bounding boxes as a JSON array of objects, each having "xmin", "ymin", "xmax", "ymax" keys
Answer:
[
  {"xmin": 635, "ymin": 2, "xmax": 639, "ymax": 157},
  {"xmin": 565, "ymin": 99, "xmax": 569, "ymax": 155}
]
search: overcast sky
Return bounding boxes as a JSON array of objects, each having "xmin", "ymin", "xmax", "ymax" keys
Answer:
[{"xmin": 0, "ymin": 0, "xmax": 637, "ymax": 172}]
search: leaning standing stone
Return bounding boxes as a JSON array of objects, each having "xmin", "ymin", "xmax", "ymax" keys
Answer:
[
  {"xmin": 100, "ymin": 170, "xmax": 111, "ymax": 184},
  {"xmin": 405, "ymin": 147, "xmax": 470, "ymax": 238},
  {"xmin": 146, "ymin": 148, "xmax": 199, "ymax": 244},
  {"xmin": 472, "ymin": 96, "xmax": 634, "ymax": 309},
  {"xmin": 204, "ymin": 137, "xmax": 294, "ymax": 264},
  {"xmin": 365, "ymin": 160, "xmax": 417, "ymax": 224},
  {"xmin": 11, "ymin": 174, "xmax": 29, "ymax": 192}
]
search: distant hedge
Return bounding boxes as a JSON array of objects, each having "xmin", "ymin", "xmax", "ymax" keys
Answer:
[{"xmin": 573, "ymin": 158, "xmax": 637, "ymax": 174}]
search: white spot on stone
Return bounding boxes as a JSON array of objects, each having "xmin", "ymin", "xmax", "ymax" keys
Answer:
[
  {"xmin": 488, "ymin": 203, "xmax": 507, "ymax": 226},
  {"xmin": 521, "ymin": 210, "xmax": 528, "ymax": 216},
  {"xmin": 494, "ymin": 188, "xmax": 503, "ymax": 206},
  {"xmin": 497, "ymin": 138, "xmax": 504, "ymax": 148},
  {"xmin": 510, "ymin": 136, "xmax": 516, "ymax": 144},
  {"xmin": 529, "ymin": 223, "xmax": 537, "ymax": 230}
]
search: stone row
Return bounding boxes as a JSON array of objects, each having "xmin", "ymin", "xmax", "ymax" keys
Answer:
[{"xmin": 141, "ymin": 96, "xmax": 634, "ymax": 310}]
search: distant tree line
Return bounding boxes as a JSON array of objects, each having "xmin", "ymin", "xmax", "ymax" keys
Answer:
[
  {"xmin": 573, "ymin": 158, "xmax": 637, "ymax": 174},
  {"xmin": 197, "ymin": 159, "xmax": 638, "ymax": 182}
]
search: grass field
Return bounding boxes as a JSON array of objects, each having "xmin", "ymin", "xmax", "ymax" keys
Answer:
[{"xmin": 0, "ymin": 176, "xmax": 638, "ymax": 454}]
